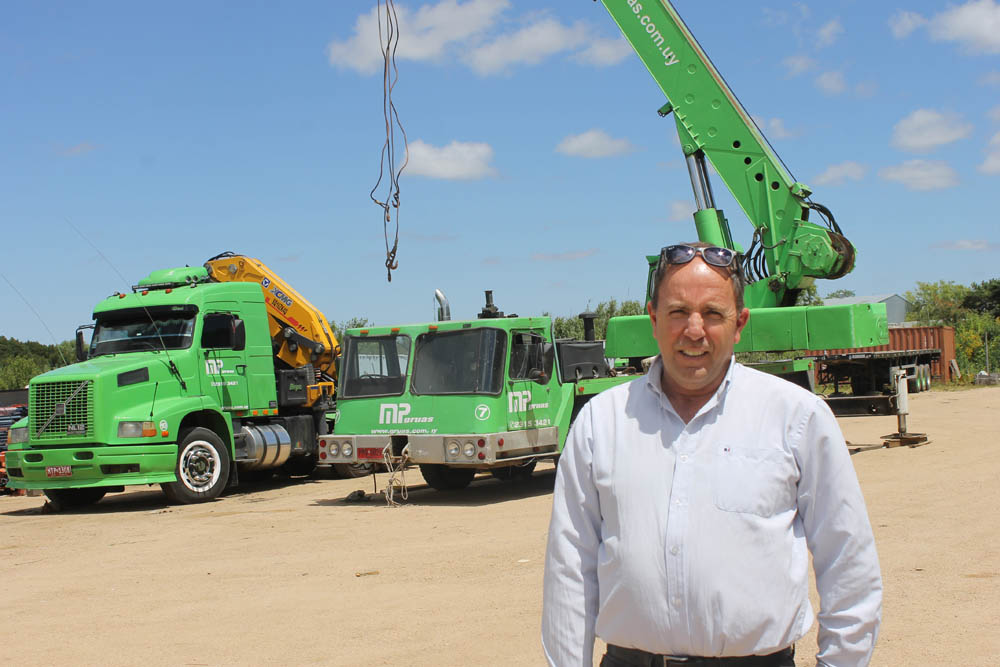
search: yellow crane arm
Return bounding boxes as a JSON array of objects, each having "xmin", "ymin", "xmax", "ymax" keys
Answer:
[{"xmin": 204, "ymin": 254, "xmax": 339, "ymax": 381}]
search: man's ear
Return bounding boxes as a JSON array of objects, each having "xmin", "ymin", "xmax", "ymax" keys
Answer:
[
  {"xmin": 733, "ymin": 307, "xmax": 750, "ymax": 344},
  {"xmin": 647, "ymin": 300, "xmax": 657, "ymax": 329}
]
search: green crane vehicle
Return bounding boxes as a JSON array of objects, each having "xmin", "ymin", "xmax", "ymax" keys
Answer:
[
  {"xmin": 4, "ymin": 253, "xmax": 363, "ymax": 509},
  {"xmin": 321, "ymin": 291, "xmax": 637, "ymax": 491},
  {"xmin": 596, "ymin": 0, "xmax": 886, "ymax": 361}
]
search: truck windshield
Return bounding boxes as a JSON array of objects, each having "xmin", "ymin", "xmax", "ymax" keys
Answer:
[
  {"xmin": 340, "ymin": 334, "xmax": 411, "ymax": 398},
  {"xmin": 411, "ymin": 328, "xmax": 505, "ymax": 396},
  {"xmin": 90, "ymin": 307, "xmax": 196, "ymax": 356}
]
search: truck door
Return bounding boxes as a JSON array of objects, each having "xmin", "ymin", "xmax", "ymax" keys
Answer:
[
  {"xmin": 202, "ymin": 312, "xmax": 250, "ymax": 413},
  {"xmin": 506, "ymin": 331, "xmax": 554, "ymax": 431}
]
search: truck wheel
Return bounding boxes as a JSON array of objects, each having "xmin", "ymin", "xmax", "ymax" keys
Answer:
[
  {"xmin": 490, "ymin": 459, "xmax": 537, "ymax": 481},
  {"xmin": 281, "ymin": 453, "xmax": 318, "ymax": 477},
  {"xmin": 161, "ymin": 427, "xmax": 230, "ymax": 504},
  {"xmin": 333, "ymin": 463, "xmax": 374, "ymax": 478},
  {"xmin": 44, "ymin": 487, "xmax": 107, "ymax": 511},
  {"xmin": 419, "ymin": 464, "xmax": 476, "ymax": 491}
]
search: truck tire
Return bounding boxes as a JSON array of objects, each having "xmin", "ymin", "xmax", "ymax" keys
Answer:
[
  {"xmin": 419, "ymin": 464, "xmax": 476, "ymax": 491},
  {"xmin": 161, "ymin": 427, "xmax": 230, "ymax": 504},
  {"xmin": 490, "ymin": 459, "xmax": 537, "ymax": 481},
  {"xmin": 333, "ymin": 463, "xmax": 374, "ymax": 478},
  {"xmin": 922, "ymin": 364, "xmax": 932, "ymax": 391},
  {"xmin": 43, "ymin": 487, "xmax": 107, "ymax": 511}
]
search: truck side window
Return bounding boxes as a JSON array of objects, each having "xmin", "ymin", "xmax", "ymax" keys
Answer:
[
  {"xmin": 202, "ymin": 313, "xmax": 236, "ymax": 349},
  {"xmin": 509, "ymin": 332, "xmax": 552, "ymax": 384}
]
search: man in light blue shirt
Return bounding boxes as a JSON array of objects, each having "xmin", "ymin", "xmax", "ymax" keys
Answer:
[{"xmin": 542, "ymin": 244, "xmax": 882, "ymax": 666}]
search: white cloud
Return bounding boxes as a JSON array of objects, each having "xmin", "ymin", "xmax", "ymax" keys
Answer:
[
  {"xmin": 931, "ymin": 239, "xmax": 999, "ymax": 250},
  {"xmin": 980, "ymin": 131, "xmax": 1000, "ymax": 173},
  {"xmin": 981, "ymin": 71, "xmax": 1000, "ymax": 85},
  {"xmin": 407, "ymin": 139, "xmax": 497, "ymax": 179},
  {"xmin": 782, "ymin": 55, "xmax": 815, "ymax": 77},
  {"xmin": 928, "ymin": 0, "xmax": 1000, "ymax": 54},
  {"xmin": 556, "ymin": 129, "xmax": 634, "ymax": 158},
  {"xmin": 61, "ymin": 142, "xmax": 97, "ymax": 156},
  {"xmin": 815, "ymin": 71, "xmax": 846, "ymax": 95},
  {"xmin": 889, "ymin": 10, "xmax": 927, "ymax": 39},
  {"xmin": 572, "ymin": 37, "xmax": 633, "ymax": 67},
  {"xmin": 327, "ymin": 0, "xmax": 509, "ymax": 74},
  {"xmin": 531, "ymin": 249, "xmax": 598, "ymax": 262},
  {"xmin": 813, "ymin": 161, "xmax": 867, "ymax": 186},
  {"xmin": 890, "ymin": 109, "xmax": 973, "ymax": 152},
  {"xmin": 669, "ymin": 200, "xmax": 694, "ymax": 222},
  {"xmin": 766, "ymin": 118, "xmax": 797, "ymax": 140},
  {"xmin": 879, "ymin": 159, "xmax": 960, "ymax": 191},
  {"xmin": 816, "ymin": 19, "xmax": 843, "ymax": 47},
  {"xmin": 468, "ymin": 17, "xmax": 586, "ymax": 75}
]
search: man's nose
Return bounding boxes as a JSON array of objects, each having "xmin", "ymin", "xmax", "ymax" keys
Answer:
[{"xmin": 684, "ymin": 313, "xmax": 706, "ymax": 339}]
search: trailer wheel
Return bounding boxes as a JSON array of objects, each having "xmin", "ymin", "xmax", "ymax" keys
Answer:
[
  {"xmin": 921, "ymin": 364, "xmax": 932, "ymax": 391},
  {"xmin": 907, "ymin": 370, "xmax": 920, "ymax": 394},
  {"xmin": 490, "ymin": 458, "xmax": 537, "ymax": 481},
  {"xmin": 419, "ymin": 464, "xmax": 476, "ymax": 491},
  {"xmin": 43, "ymin": 487, "xmax": 107, "ymax": 511},
  {"xmin": 332, "ymin": 463, "xmax": 374, "ymax": 478},
  {"xmin": 162, "ymin": 427, "xmax": 230, "ymax": 504}
]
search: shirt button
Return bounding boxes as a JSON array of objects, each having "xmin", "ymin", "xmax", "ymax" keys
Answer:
[
  {"xmin": 672, "ymin": 597, "xmax": 682, "ymax": 606},
  {"xmin": 679, "ymin": 454, "xmax": 688, "ymax": 462},
  {"xmin": 670, "ymin": 546, "xmax": 680, "ymax": 555}
]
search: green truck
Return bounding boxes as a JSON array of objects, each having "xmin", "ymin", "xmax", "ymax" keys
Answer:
[
  {"xmin": 4, "ymin": 254, "xmax": 362, "ymax": 508},
  {"xmin": 321, "ymin": 292, "xmax": 636, "ymax": 490}
]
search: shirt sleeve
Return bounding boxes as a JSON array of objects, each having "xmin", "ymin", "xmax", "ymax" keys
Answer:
[
  {"xmin": 794, "ymin": 399, "xmax": 883, "ymax": 667},
  {"xmin": 541, "ymin": 401, "xmax": 603, "ymax": 667}
]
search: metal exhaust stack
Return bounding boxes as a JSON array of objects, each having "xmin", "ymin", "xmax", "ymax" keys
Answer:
[{"xmin": 434, "ymin": 289, "xmax": 451, "ymax": 321}]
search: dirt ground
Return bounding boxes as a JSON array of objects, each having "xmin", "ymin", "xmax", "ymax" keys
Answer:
[{"xmin": 2, "ymin": 386, "xmax": 998, "ymax": 666}]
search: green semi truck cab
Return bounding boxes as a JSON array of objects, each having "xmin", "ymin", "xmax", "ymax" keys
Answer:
[
  {"xmin": 5, "ymin": 261, "xmax": 346, "ymax": 509},
  {"xmin": 321, "ymin": 294, "xmax": 638, "ymax": 491}
]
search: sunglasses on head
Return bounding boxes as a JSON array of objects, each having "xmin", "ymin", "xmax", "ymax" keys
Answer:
[{"xmin": 659, "ymin": 244, "xmax": 739, "ymax": 271}]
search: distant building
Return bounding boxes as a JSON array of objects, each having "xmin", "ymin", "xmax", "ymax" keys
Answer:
[{"xmin": 824, "ymin": 294, "xmax": 913, "ymax": 325}]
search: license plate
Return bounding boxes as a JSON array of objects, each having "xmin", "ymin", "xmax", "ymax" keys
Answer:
[
  {"xmin": 357, "ymin": 447, "xmax": 383, "ymax": 461},
  {"xmin": 46, "ymin": 465, "xmax": 73, "ymax": 478}
]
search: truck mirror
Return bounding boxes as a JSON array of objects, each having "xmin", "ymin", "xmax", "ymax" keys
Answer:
[
  {"xmin": 233, "ymin": 319, "xmax": 246, "ymax": 351},
  {"xmin": 75, "ymin": 330, "xmax": 87, "ymax": 362},
  {"xmin": 74, "ymin": 324, "xmax": 94, "ymax": 362}
]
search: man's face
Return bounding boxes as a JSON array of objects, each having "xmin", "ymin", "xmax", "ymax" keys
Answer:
[{"xmin": 647, "ymin": 259, "xmax": 749, "ymax": 399}]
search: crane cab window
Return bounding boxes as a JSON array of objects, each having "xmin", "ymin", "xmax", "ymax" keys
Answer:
[
  {"xmin": 340, "ymin": 334, "xmax": 411, "ymax": 398},
  {"xmin": 411, "ymin": 328, "xmax": 505, "ymax": 396},
  {"xmin": 201, "ymin": 313, "xmax": 240, "ymax": 349},
  {"xmin": 509, "ymin": 332, "xmax": 553, "ymax": 384}
]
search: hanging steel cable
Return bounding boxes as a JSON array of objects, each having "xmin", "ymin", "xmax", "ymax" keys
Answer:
[{"xmin": 370, "ymin": 0, "xmax": 409, "ymax": 282}]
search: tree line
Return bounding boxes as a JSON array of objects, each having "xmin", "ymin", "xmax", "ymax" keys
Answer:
[{"xmin": 3, "ymin": 281, "xmax": 996, "ymax": 390}]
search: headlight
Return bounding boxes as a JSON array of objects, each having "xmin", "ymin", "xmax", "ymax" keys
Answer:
[
  {"xmin": 463, "ymin": 442, "xmax": 476, "ymax": 458},
  {"xmin": 447, "ymin": 440, "xmax": 460, "ymax": 458},
  {"xmin": 341, "ymin": 443, "xmax": 353, "ymax": 458},
  {"xmin": 7, "ymin": 426, "xmax": 28, "ymax": 444},
  {"xmin": 118, "ymin": 421, "xmax": 156, "ymax": 437},
  {"xmin": 329, "ymin": 442, "xmax": 341, "ymax": 457}
]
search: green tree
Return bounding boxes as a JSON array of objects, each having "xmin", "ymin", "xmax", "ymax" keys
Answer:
[
  {"xmin": 905, "ymin": 280, "xmax": 971, "ymax": 325},
  {"xmin": 794, "ymin": 285, "xmax": 823, "ymax": 306},
  {"xmin": 330, "ymin": 317, "xmax": 372, "ymax": 345},
  {"xmin": 0, "ymin": 354, "xmax": 49, "ymax": 390},
  {"xmin": 825, "ymin": 289, "xmax": 856, "ymax": 299},
  {"xmin": 962, "ymin": 278, "xmax": 1000, "ymax": 320},
  {"xmin": 954, "ymin": 311, "xmax": 1000, "ymax": 376},
  {"xmin": 549, "ymin": 299, "xmax": 645, "ymax": 340}
]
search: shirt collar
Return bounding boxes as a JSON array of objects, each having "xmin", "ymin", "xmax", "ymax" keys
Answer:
[{"xmin": 644, "ymin": 354, "xmax": 738, "ymax": 419}]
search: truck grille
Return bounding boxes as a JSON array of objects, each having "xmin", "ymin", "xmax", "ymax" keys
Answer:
[{"xmin": 30, "ymin": 380, "xmax": 93, "ymax": 441}]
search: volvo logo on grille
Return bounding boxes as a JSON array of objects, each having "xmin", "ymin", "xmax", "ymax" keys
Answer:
[{"xmin": 54, "ymin": 403, "xmax": 67, "ymax": 416}]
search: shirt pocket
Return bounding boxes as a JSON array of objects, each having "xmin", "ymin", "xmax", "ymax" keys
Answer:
[{"xmin": 713, "ymin": 444, "xmax": 796, "ymax": 517}]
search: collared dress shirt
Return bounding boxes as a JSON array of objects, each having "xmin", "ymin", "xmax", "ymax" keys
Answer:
[{"xmin": 542, "ymin": 357, "xmax": 882, "ymax": 666}]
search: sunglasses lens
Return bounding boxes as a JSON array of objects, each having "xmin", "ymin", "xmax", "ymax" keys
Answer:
[
  {"xmin": 664, "ymin": 245, "xmax": 696, "ymax": 264},
  {"xmin": 703, "ymin": 247, "xmax": 735, "ymax": 268}
]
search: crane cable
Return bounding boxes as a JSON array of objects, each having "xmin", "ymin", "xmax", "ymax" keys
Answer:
[{"xmin": 370, "ymin": 0, "xmax": 409, "ymax": 282}]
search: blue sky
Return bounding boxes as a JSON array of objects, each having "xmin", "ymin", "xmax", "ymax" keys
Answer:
[{"xmin": 3, "ymin": 0, "xmax": 999, "ymax": 344}]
